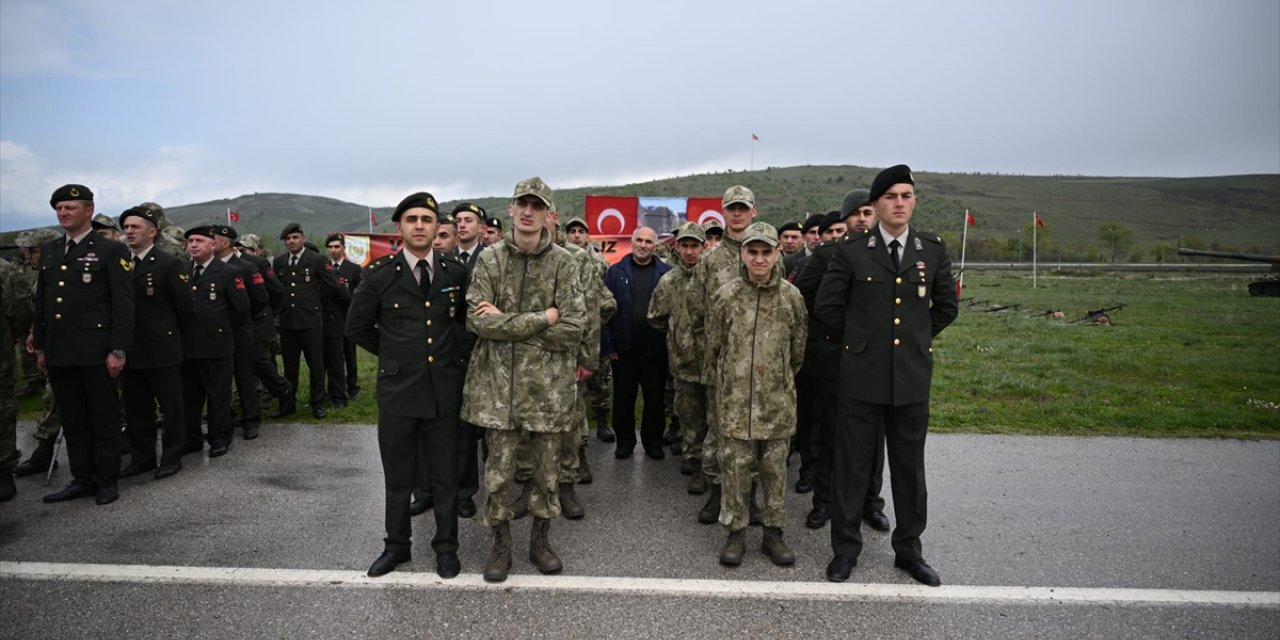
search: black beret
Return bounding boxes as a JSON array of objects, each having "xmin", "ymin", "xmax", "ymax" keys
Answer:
[
  {"xmin": 185, "ymin": 225, "xmax": 216, "ymax": 240},
  {"xmin": 818, "ymin": 211, "xmax": 844, "ymax": 234},
  {"xmin": 451, "ymin": 202, "xmax": 486, "ymax": 218},
  {"xmin": 325, "ymin": 233, "xmax": 345, "ymax": 246},
  {"xmin": 212, "ymin": 225, "xmax": 238, "ymax": 240},
  {"xmin": 801, "ymin": 213, "xmax": 825, "ymax": 233},
  {"xmin": 50, "ymin": 184, "xmax": 93, "ymax": 207},
  {"xmin": 393, "ymin": 192, "xmax": 439, "ymax": 222},
  {"xmin": 304, "ymin": 241, "xmax": 319, "ymax": 253},
  {"xmin": 280, "ymin": 222, "xmax": 304, "ymax": 239},
  {"xmin": 119, "ymin": 205, "xmax": 159, "ymax": 228},
  {"xmin": 486, "ymin": 216, "xmax": 503, "ymax": 230},
  {"xmin": 840, "ymin": 189, "xmax": 872, "ymax": 218},
  {"xmin": 868, "ymin": 164, "xmax": 915, "ymax": 203},
  {"xmin": 777, "ymin": 221, "xmax": 802, "ymax": 234}
]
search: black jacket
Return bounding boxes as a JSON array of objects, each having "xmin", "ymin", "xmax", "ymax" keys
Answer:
[
  {"xmin": 125, "ymin": 247, "xmax": 192, "ymax": 370},
  {"xmin": 184, "ymin": 258, "xmax": 250, "ymax": 360},
  {"xmin": 35, "ymin": 233, "xmax": 134, "ymax": 366}
]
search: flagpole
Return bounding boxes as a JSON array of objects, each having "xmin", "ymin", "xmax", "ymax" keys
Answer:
[
  {"xmin": 1032, "ymin": 211, "xmax": 1038, "ymax": 290},
  {"xmin": 226, "ymin": 207, "xmax": 231, "ymax": 225},
  {"xmin": 750, "ymin": 139, "xmax": 754, "ymax": 172},
  {"xmin": 369, "ymin": 208, "xmax": 373, "ymax": 233},
  {"xmin": 959, "ymin": 210, "xmax": 969, "ymax": 294}
]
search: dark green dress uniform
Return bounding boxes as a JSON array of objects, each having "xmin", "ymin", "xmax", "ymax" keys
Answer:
[
  {"xmin": 814, "ymin": 224, "xmax": 958, "ymax": 565},
  {"xmin": 320, "ymin": 264, "xmax": 353, "ymax": 406},
  {"xmin": 241, "ymin": 252, "xmax": 291, "ymax": 406},
  {"xmin": 121, "ymin": 244, "xmax": 192, "ymax": 470},
  {"xmin": 794, "ymin": 235, "xmax": 886, "ymax": 524},
  {"xmin": 182, "ymin": 258, "xmax": 250, "ymax": 454},
  {"xmin": 273, "ymin": 248, "xmax": 342, "ymax": 413},
  {"xmin": 34, "ymin": 231, "xmax": 134, "ymax": 492},
  {"xmin": 227, "ymin": 251, "xmax": 265, "ymax": 433},
  {"xmin": 346, "ymin": 249, "xmax": 468, "ymax": 557},
  {"xmin": 335, "ymin": 259, "xmax": 363, "ymax": 397}
]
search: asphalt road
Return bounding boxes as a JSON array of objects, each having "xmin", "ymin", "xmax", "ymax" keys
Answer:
[{"xmin": 2, "ymin": 421, "xmax": 1277, "ymax": 638}]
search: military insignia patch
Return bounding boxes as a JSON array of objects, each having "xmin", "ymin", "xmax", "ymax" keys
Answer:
[
  {"xmin": 120, "ymin": 257, "xmax": 134, "ymax": 271},
  {"xmin": 179, "ymin": 273, "xmax": 190, "ymax": 282},
  {"xmin": 70, "ymin": 187, "xmax": 80, "ymax": 197},
  {"xmin": 234, "ymin": 276, "xmax": 245, "ymax": 290}
]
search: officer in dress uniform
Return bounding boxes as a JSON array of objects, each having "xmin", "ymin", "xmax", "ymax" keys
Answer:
[
  {"xmin": 235, "ymin": 234, "xmax": 293, "ymax": 417},
  {"xmin": 815, "ymin": 165, "xmax": 958, "ymax": 586},
  {"xmin": 118, "ymin": 205, "xmax": 192, "ymax": 480},
  {"xmin": 327, "ymin": 234, "xmax": 363, "ymax": 399},
  {"xmin": 273, "ymin": 223, "xmax": 342, "ymax": 419},
  {"xmin": 35, "ymin": 184, "xmax": 135, "ymax": 505},
  {"xmin": 181, "ymin": 226, "xmax": 250, "ymax": 458},
  {"xmin": 346, "ymin": 192, "xmax": 468, "ymax": 579},
  {"xmin": 320, "ymin": 233, "xmax": 354, "ymax": 409},
  {"xmin": 213, "ymin": 225, "xmax": 267, "ymax": 439}
]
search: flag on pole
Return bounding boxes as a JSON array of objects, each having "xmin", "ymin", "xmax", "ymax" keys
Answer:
[
  {"xmin": 227, "ymin": 208, "xmax": 240, "ymax": 223},
  {"xmin": 751, "ymin": 133, "xmax": 759, "ymax": 141},
  {"xmin": 369, "ymin": 208, "xmax": 378, "ymax": 226},
  {"xmin": 1035, "ymin": 212, "xmax": 1046, "ymax": 228},
  {"xmin": 966, "ymin": 211, "xmax": 976, "ymax": 226}
]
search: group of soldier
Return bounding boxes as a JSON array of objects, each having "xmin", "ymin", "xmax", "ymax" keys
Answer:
[{"xmin": 1, "ymin": 164, "xmax": 957, "ymax": 588}]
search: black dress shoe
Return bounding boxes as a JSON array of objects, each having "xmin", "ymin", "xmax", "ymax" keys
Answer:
[
  {"xmin": 154, "ymin": 462, "xmax": 182, "ymax": 479},
  {"xmin": 43, "ymin": 481, "xmax": 95, "ymax": 503},
  {"xmin": 864, "ymin": 510, "xmax": 891, "ymax": 532},
  {"xmin": 312, "ymin": 405, "xmax": 327, "ymax": 419},
  {"xmin": 367, "ymin": 549, "xmax": 411, "ymax": 577},
  {"xmin": 242, "ymin": 424, "xmax": 259, "ymax": 440},
  {"xmin": 272, "ymin": 398, "xmax": 296, "ymax": 419},
  {"xmin": 805, "ymin": 505, "xmax": 830, "ymax": 529},
  {"xmin": 119, "ymin": 462, "xmax": 157, "ymax": 479},
  {"xmin": 795, "ymin": 477, "xmax": 813, "ymax": 494},
  {"xmin": 895, "ymin": 558, "xmax": 941, "ymax": 587},
  {"xmin": 208, "ymin": 442, "xmax": 230, "ymax": 458},
  {"xmin": 95, "ymin": 484, "xmax": 119, "ymax": 505},
  {"xmin": 457, "ymin": 497, "xmax": 476, "ymax": 518},
  {"xmin": 826, "ymin": 554, "xmax": 855, "ymax": 582},
  {"xmin": 409, "ymin": 496, "xmax": 433, "ymax": 516},
  {"xmin": 614, "ymin": 448, "xmax": 633, "ymax": 460},
  {"xmin": 436, "ymin": 551, "xmax": 461, "ymax": 579}
]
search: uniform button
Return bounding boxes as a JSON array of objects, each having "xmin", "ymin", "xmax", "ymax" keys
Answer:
[
  {"xmin": 55, "ymin": 297, "xmax": 62, "ymax": 303},
  {"xmin": 97, "ymin": 324, "xmax": 103, "ymax": 328},
  {"xmin": 291, "ymin": 292, "xmax": 296, "ymax": 297},
  {"xmin": 865, "ymin": 276, "xmax": 872, "ymax": 282},
  {"xmin": 427, "ymin": 320, "xmax": 432, "ymax": 327},
  {"xmin": 291, "ymin": 304, "xmax": 296, "ymax": 308},
  {"xmin": 60, "ymin": 265, "xmax": 68, "ymax": 271},
  {"xmin": 291, "ymin": 282, "xmax": 296, "ymax": 287},
  {"xmin": 425, "ymin": 301, "xmax": 431, "ymax": 308},
  {"xmin": 895, "ymin": 297, "xmax": 901, "ymax": 305},
  {"xmin": 427, "ymin": 356, "xmax": 434, "ymax": 363},
  {"xmin": 58, "ymin": 281, "xmax": 65, "ymax": 287},
  {"xmin": 894, "ymin": 318, "xmax": 901, "ymax": 326},
  {"xmin": 54, "ymin": 313, "xmax": 62, "ymax": 320},
  {"xmin": 929, "ymin": 347, "xmax": 933, "ymax": 353},
  {"xmin": 895, "ymin": 277, "xmax": 902, "ymax": 284},
  {"xmin": 393, "ymin": 303, "xmax": 400, "ymax": 309},
  {"xmin": 893, "ymin": 338, "xmax": 900, "ymax": 346},
  {"xmin": 427, "ymin": 338, "xmax": 433, "ymax": 345}
]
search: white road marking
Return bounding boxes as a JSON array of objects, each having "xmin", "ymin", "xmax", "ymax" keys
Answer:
[{"xmin": 2, "ymin": 561, "xmax": 1277, "ymax": 608}]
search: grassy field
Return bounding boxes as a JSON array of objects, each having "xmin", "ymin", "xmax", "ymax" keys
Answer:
[{"xmin": 13, "ymin": 273, "xmax": 1279, "ymax": 438}]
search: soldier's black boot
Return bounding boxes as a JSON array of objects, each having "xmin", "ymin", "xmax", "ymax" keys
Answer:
[
  {"xmin": 762, "ymin": 526, "xmax": 796, "ymax": 566},
  {"xmin": 749, "ymin": 480, "xmax": 763, "ymax": 526},
  {"xmin": 0, "ymin": 472, "xmax": 16, "ymax": 502},
  {"xmin": 13, "ymin": 439, "xmax": 53, "ymax": 477},
  {"xmin": 697, "ymin": 484, "xmax": 722, "ymax": 524},
  {"xmin": 663, "ymin": 417, "xmax": 680, "ymax": 446},
  {"xmin": 594, "ymin": 408, "xmax": 614, "ymax": 443},
  {"xmin": 719, "ymin": 529, "xmax": 746, "ymax": 566},
  {"xmin": 483, "ymin": 521, "xmax": 512, "ymax": 582},
  {"xmin": 577, "ymin": 444, "xmax": 592, "ymax": 485},
  {"xmin": 559, "ymin": 482, "xmax": 584, "ymax": 520},
  {"xmin": 687, "ymin": 466, "xmax": 708, "ymax": 495},
  {"xmin": 511, "ymin": 480, "xmax": 532, "ymax": 520},
  {"xmin": 529, "ymin": 518, "xmax": 563, "ymax": 574}
]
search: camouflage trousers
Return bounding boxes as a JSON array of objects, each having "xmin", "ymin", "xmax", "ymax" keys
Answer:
[
  {"xmin": 699, "ymin": 385, "xmax": 722, "ymax": 484},
  {"xmin": 2, "ymin": 335, "xmax": 19, "ymax": 470},
  {"xmin": 583, "ymin": 355, "xmax": 611, "ymax": 415},
  {"xmin": 34, "ymin": 380, "xmax": 61, "ymax": 440},
  {"xmin": 673, "ymin": 379, "xmax": 708, "ymax": 466},
  {"xmin": 516, "ymin": 382, "xmax": 590, "ymax": 484},
  {"xmin": 485, "ymin": 428, "xmax": 561, "ymax": 526},
  {"xmin": 719, "ymin": 437, "xmax": 788, "ymax": 532}
]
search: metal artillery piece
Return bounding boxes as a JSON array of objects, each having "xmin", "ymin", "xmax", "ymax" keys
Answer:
[{"xmin": 1176, "ymin": 248, "xmax": 1280, "ymax": 297}]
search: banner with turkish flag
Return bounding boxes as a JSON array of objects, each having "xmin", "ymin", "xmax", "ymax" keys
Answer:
[
  {"xmin": 686, "ymin": 197, "xmax": 725, "ymax": 227},
  {"xmin": 585, "ymin": 196, "xmax": 639, "ymax": 237},
  {"xmin": 339, "ymin": 233, "xmax": 402, "ymax": 267}
]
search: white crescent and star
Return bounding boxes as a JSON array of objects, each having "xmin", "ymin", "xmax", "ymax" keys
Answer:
[
  {"xmin": 697, "ymin": 210, "xmax": 724, "ymax": 225},
  {"xmin": 596, "ymin": 208, "xmax": 626, "ymax": 235}
]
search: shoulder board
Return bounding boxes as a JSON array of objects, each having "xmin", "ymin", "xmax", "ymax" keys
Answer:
[
  {"xmin": 365, "ymin": 255, "xmax": 395, "ymax": 273},
  {"xmin": 438, "ymin": 253, "xmax": 464, "ymax": 268},
  {"xmin": 917, "ymin": 232, "xmax": 943, "ymax": 244}
]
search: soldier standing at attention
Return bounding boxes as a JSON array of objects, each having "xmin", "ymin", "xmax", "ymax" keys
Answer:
[
  {"xmin": 346, "ymin": 192, "xmax": 468, "ymax": 579},
  {"xmin": 181, "ymin": 226, "xmax": 250, "ymax": 459},
  {"xmin": 234, "ymin": 233, "xmax": 293, "ymax": 419},
  {"xmin": 462, "ymin": 177, "xmax": 586, "ymax": 583},
  {"xmin": 0, "ymin": 254, "xmax": 32, "ymax": 501},
  {"xmin": 327, "ymin": 234, "xmax": 363, "ymax": 401},
  {"xmin": 34, "ymin": 184, "xmax": 134, "ymax": 505},
  {"xmin": 452, "ymin": 203, "xmax": 486, "ymax": 268},
  {"xmin": 815, "ymin": 165, "xmax": 958, "ymax": 586},
  {"xmin": 118, "ymin": 205, "xmax": 192, "ymax": 480},
  {"xmin": 213, "ymin": 225, "xmax": 268, "ymax": 439},
  {"xmin": 318, "ymin": 234, "xmax": 353, "ymax": 410},
  {"xmin": 273, "ymin": 223, "xmax": 342, "ymax": 419},
  {"xmin": 705, "ymin": 222, "xmax": 806, "ymax": 566},
  {"xmin": 646, "ymin": 221, "xmax": 709, "ymax": 493}
]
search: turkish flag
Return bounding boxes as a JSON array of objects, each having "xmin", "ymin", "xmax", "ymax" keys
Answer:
[
  {"xmin": 369, "ymin": 208, "xmax": 378, "ymax": 226},
  {"xmin": 1035, "ymin": 212, "xmax": 1046, "ymax": 228},
  {"xmin": 687, "ymin": 197, "xmax": 725, "ymax": 227},
  {"xmin": 229, "ymin": 209, "xmax": 241, "ymax": 223},
  {"xmin": 752, "ymin": 133, "xmax": 760, "ymax": 141},
  {"xmin": 966, "ymin": 211, "xmax": 976, "ymax": 226},
  {"xmin": 584, "ymin": 196, "xmax": 638, "ymax": 237}
]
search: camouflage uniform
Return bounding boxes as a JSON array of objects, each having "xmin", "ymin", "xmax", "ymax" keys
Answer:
[
  {"xmin": 580, "ymin": 244, "xmax": 613, "ymax": 428},
  {"xmin": 647, "ymin": 223, "xmax": 708, "ymax": 467},
  {"xmin": 1, "ymin": 257, "xmax": 33, "ymax": 476},
  {"xmin": 705, "ymin": 236, "xmax": 806, "ymax": 533},
  {"xmin": 461, "ymin": 226, "xmax": 586, "ymax": 526}
]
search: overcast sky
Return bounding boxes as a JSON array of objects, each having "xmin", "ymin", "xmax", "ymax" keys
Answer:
[{"xmin": 2, "ymin": 0, "xmax": 1277, "ymax": 231}]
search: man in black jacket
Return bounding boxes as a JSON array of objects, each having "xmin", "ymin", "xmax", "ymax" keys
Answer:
[
  {"xmin": 234, "ymin": 234, "xmax": 292, "ymax": 418},
  {"xmin": 327, "ymin": 234, "xmax": 363, "ymax": 399},
  {"xmin": 214, "ymin": 225, "xmax": 267, "ymax": 438},
  {"xmin": 273, "ymin": 223, "xmax": 342, "ymax": 419},
  {"xmin": 119, "ymin": 205, "xmax": 192, "ymax": 479}
]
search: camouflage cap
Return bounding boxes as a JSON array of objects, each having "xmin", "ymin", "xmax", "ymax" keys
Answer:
[
  {"xmin": 91, "ymin": 213, "xmax": 120, "ymax": 231},
  {"xmin": 236, "ymin": 233, "xmax": 262, "ymax": 250},
  {"xmin": 162, "ymin": 225, "xmax": 187, "ymax": 242},
  {"xmin": 564, "ymin": 217, "xmax": 588, "ymax": 233},
  {"xmin": 739, "ymin": 221, "xmax": 778, "ymax": 247},
  {"xmin": 674, "ymin": 221, "xmax": 706, "ymax": 243},
  {"xmin": 30, "ymin": 228, "xmax": 62, "ymax": 245},
  {"xmin": 840, "ymin": 188, "xmax": 872, "ymax": 217},
  {"xmin": 722, "ymin": 185, "xmax": 755, "ymax": 208},
  {"xmin": 702, "ymin": 218, "xmax": 724, "ymax": 233},
  {"xmin": 512, "ymin": 176, "xmax": 554, "ymax": 209},
  {"xmin": 139, "ymin": 202, "xmax": 170, "ymax": 229}
]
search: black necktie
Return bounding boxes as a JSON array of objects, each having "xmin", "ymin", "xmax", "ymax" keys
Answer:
[
  {"xmin": 418, "ymin": 261, "xmax": 431, "ymax": 298},
  {"xmin": 65, "ymin": 239, "xmax": 76, "ymax": 254},
  {"xmin": 193, "ymin": 264, "xmax": 204, "ymax": 281},
  {"xmin": 458, "ymin": 250, "xmax": 469, "ymax": 263},
  {"xmin": 290, "ymin": 255, "xmax": 298, "ymax": 268},
  {"xmin": 889, "ymin": 239, "xmax": 901, "ymax": 271}
]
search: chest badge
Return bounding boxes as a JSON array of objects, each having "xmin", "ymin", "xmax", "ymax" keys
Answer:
[
  {"xmin": 82, "ymin": 272, "xmax": 92, "ymax": 284},
  {"xmin": 209, "ymin": 283, "xmax": 218, "ymax": 301}
]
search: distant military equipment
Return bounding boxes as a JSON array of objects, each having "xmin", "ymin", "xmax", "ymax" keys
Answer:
[{"xmin": 1177, "ymin": 248, "xmax": 1280, "ymax": 297}]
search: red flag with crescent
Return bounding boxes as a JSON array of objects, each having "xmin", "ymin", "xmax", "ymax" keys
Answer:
[
  {"xmin": 585, "ymin": 196, "xmax": 638, "ymax": 237},
  {"xmin": 687, "ymin": 197, "xmax": 725, "ymax": 227}
]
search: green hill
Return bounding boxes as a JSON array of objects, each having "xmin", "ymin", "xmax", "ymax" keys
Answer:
[{"xmin": 7, "ymin": 166, "xmax": 1277, "ymax": 260}]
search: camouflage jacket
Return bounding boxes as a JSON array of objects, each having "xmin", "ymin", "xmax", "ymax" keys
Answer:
[
  {"xmin": 646, "ymin": 260, "xmax": 699, "ymax": 381},
  {"xmin": 461, "ymin": 227, "xmax": 587, "ymax": 433},
  {"xmin": 705, "ymin": 263, "xmax": 807, "ymax": 440},
  {"xmin": 557, "ymin": 237, "xmax": 617, "ymax": 370},
  {"xmin": 0, "ymin": 258, "xmax": 35, "ymax": 335},
  {"xmin": 688, "ymin": 233, "xmax": 746, "ymax": 385}
]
